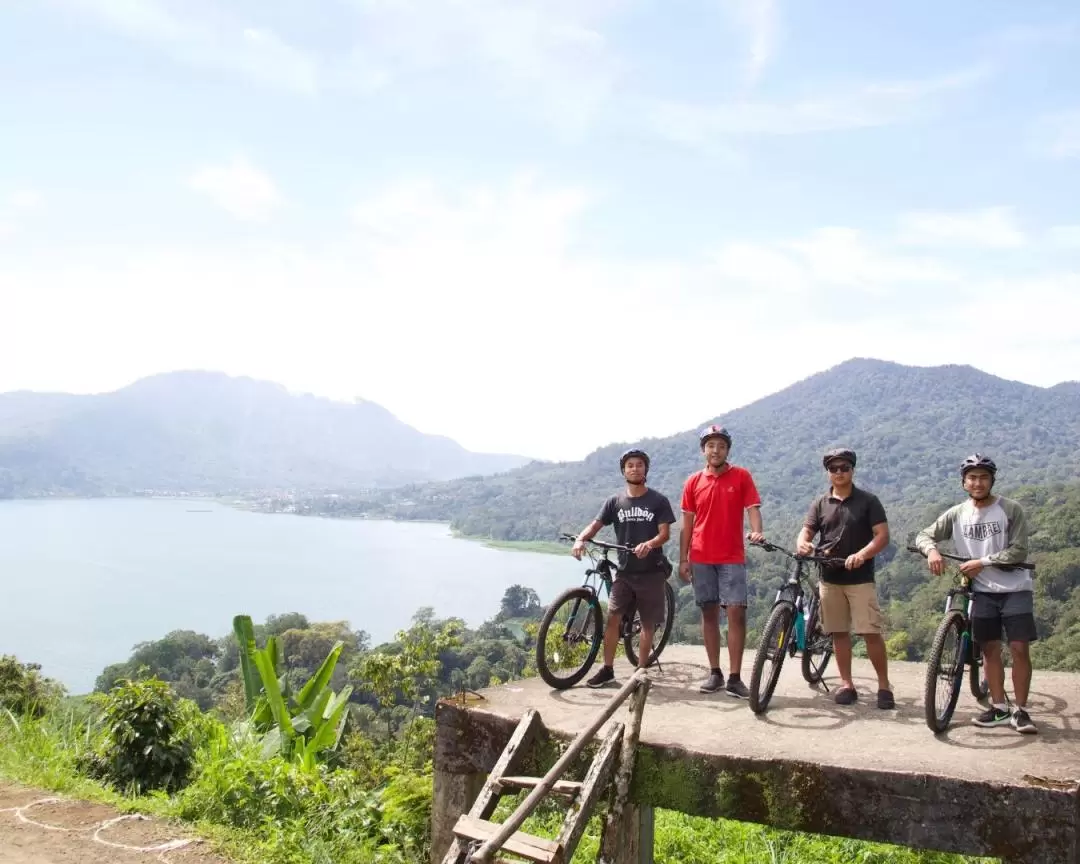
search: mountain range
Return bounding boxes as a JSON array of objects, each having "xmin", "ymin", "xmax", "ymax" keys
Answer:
[
  {"xmin": 0, "ymin": 372, "xmax": 529, "ymax": 496},
  {"xmin": 319, "ymin": 358, "xmax": 1080, "ymax": 543}
]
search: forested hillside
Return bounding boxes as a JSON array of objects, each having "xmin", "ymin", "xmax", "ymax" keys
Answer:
[{"xmin": 277, "ymin": 358, "xmax": 1080, "ymax": 540}]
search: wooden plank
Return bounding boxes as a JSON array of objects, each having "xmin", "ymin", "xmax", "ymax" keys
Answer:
[
  {"xmin": 470, "ymin": 708, "xmax": 544, "ymax": 818},
  {"xmin": 495, "ymin": 776, "xmax": 583, "ymax": 796},
  {"xmin": 556, "ymin": 718, "xmax": 624, "ymax": 857},
  {"xmin": 469, "ymin": 670, "xmax": 647, "ymax": 864},
  {"xmin": 599, "ymin": 676, "xmax": 652, "ymax": 863},
  {"xmin": 453, "ymin": 815, "xmax": 563, "ymax": 864},
  {"xmin": 441, "ymin": 709, "xmax": 544, "ymax": 864}
]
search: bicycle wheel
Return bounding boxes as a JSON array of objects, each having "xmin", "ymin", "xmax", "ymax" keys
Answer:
[
  {"xmin": 749, "ymin": 601, "xmax": 795, "ymax": 715},
  {"xmin": 800, "ymin": 597, "xmax": 833, "ymax": 685},
  {"xmin": 535, "ymin": 587, "xmax": 604, "ymax": 689},
  {"xmin": 623, "ymin": 581, "xmax": 676, "ymax": 667},
  {"xmin": 924, "ymin": 611, "xmax": 966, "ymax": 733},
  {"xmin": 969, "ymin": 639, "xmax": 990, "ymax": 702}
]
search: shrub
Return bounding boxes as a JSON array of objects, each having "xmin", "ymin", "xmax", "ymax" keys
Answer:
[
  {"xmin": 0, "ymin": 655, "xmax": 65, "ymax": 717},
  {"xmin": 81, "ymin": 677, "xmax": 196, "ymax": 794}
]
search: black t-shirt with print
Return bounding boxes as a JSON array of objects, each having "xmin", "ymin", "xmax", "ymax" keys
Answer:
[{"xmin": 597, "ymin": 488, "xmax": 676, "ymax": 574}]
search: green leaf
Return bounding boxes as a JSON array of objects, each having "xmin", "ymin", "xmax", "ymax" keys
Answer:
[
  {"xmin": 252, "ymin": 642, "xmax": 294, "ymax": 754},
  {"xmin": 231, "ymin": 615, "xmax": 261, "ymax": 710},
  {"xmin": 295, "ymin": 641, "xmax": 343, "ymax": 711}
]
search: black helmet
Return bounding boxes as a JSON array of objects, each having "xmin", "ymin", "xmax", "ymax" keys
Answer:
[
  {"xmin": 823, "ymin": 448, "xmax": 857, "ymax": 469},
  {"xmin": 619, "ymin": 448, "xmax": 650, "ymax": 473},
  {"xmin": 699, "ymin": 424, "xmax": 732, "ymax": 448},
  {"xmin": 960, "ymin": 453, "xmax": 997, "ymax": 478}
]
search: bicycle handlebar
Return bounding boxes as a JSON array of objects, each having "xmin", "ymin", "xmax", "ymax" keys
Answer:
[
  {"xmin": 748, "ymin": 537, "xmax": 847, "ymax": 569},
  {"xmin": 558, "ymin": 532, "xmax": 634, "ymax": 554},
  {"xmin": 905, "ymin": 545, "xmax": 1036, "ymax": 572}
]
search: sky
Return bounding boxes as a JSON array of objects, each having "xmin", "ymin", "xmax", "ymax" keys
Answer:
[{"xmin": 1, "ymin": 0, "xmax": 1079, "ymax": 462}]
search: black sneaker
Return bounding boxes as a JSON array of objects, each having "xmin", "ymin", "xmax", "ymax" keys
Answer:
[
  {"xmin": 973, "ymin": 706, "xmax": 1011, "ymax": 727},
  {"xmin": 586, "ymin": 666, "xmax": 616, "ymax": 689},
  {"xmin": 725, "ymin": 675, "xmax": 750, "ymax": 699},
  {"xmin": 699, "ymin": 671, "xmax": 725, "ymax": 693},
  {"xmin": 1012, "ymin": 708, "xmax": 1037, "ymax": 734}
]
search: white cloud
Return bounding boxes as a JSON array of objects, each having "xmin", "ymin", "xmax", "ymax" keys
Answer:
[
  {"xmin": 649, "ymin": 64, "xmax": 990, "ymax": 144},
  {"xmin": 1, "ymin": 175, "xmax": 1077, "ymax": 461},
  {"xmin": 1049, "ymin": 225, "xmax": 1080, "ymax": 248},
  {"xmin": 728, "ymin": 0, "xmax": 779, "ymax": 86},
  {"xmin": 61, "ymin": 0, "xmax": 320, "ymax": 94},
  {"xmin": 346, "ymin": 0, "xmax": 623, "ymax": 136},
  {"xmin": 1032, "ymin": 110, "xmax": 1080, "ymax": 160},
  {"xmin": 8, "ymin": 190, "xmax": 44, "ymax": 210},
  {"xmin": 0, "ymin": 189, "xmax": 45, "ymax": 240},
  {"xmin": 896, "ymin": 207, "xmax": 1026, "ymax": 249},
  {"xmin": 187, "ymin": 156, "xmax": 282, "ymax": 222}
]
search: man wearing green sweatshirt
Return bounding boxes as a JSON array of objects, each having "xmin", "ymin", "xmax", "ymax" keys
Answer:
[{"xmin": 914, "ymin": 454, "xmax": 1037, "ymax": 734}]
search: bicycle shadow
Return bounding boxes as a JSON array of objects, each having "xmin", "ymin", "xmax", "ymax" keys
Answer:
[
  {"xmin": 545, "ymin": 661, "xmax": 752, "ymax": 715},
  {"xmin": 772, "ymin": 670, "xmax": 1080, "ymax": 749}
]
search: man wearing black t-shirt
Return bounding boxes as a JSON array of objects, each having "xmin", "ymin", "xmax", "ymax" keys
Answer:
[
  {"xmin": 796, "ymin": 448, "xmax": 893, "ymax": 708},
  {"xmin": 571, "ymin": 448, "xmax": 676, "ymax": 688}
]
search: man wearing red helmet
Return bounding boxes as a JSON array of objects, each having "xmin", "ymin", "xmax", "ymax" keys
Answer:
[
  {"xmin": 679, "ymin": 424, "xmax": 764, "ymax": 697},
  {"xmin": 571, "ymin": 448, "xmax": 676, "ymax": 688},
  {"xmin": 797, "ymin": 448, "xmax": 893, "ymax": 709},
  {"xmin": 915, "ymin": 454, "xmax": 1037, "ymax": 734}
]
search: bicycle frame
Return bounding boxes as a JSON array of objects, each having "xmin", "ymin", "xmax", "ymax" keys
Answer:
[
  {"xmin": 755, "ymin": 540, "xmax": 846, "ymax": 650},
  {"xmin": 558, "ymin": 533, "xmax": 641, "ymax": 636}
]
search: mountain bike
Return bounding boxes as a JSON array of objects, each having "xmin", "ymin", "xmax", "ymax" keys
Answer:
[
  {"xmin": 746, "ymin": 538, "xmax": 848, "ymax": 714},
  {"xmin": 906, "ymin": 544, "xmax": 1036, "ymax": 733},
  {"xmin": 534, "ymin": 533, "xmax": 677, "ymax": 689}
]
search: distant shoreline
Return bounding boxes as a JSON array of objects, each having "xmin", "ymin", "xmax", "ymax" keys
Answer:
[{"xmin": 0, "ymin": 494, "xmax": 568, "ymax": 556}]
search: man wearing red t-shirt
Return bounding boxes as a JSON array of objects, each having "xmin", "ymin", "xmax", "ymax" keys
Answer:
[{"xmin": 679, "ymin": 424, "xmax": 764, "ymax": 697}]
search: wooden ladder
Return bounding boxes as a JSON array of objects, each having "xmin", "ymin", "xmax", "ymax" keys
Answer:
[{"xmin": 441, "ymin": 670, "xmax": 651, "ymax": 864}]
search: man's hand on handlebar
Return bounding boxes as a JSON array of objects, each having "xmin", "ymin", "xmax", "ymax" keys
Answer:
[
  {"xmin": 959, "ymin": 559, "xmax": 984, "ymax": 578},
  {"xmin": 796, "ymin": 538, "xmax": 814, "ymax": 556},
  {"xmin": 633, "ymin": 542, "xmax": 652, "ymax": 559},
  {"xmin": 927, "ymin": 548, "xmax": 944, "ymax": 576},
  {"xmin": 746, "ymin": 530, "xmax": 765, "ymax": 545},
  {"xmin": 571, "ymin": 539, "xmax": 586, "ymax": 560}
]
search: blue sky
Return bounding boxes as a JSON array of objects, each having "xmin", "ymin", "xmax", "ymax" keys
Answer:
[{"xmin": 1, "ymin": 0, "xmax": 1079, "ymax": 461}]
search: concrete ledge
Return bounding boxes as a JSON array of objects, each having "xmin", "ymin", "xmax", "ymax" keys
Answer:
[{"xmin": 434, "ymin": 646, "xmax": 1080, "ymax": 864}]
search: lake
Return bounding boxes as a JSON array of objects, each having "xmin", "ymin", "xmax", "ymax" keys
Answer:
[{"xmin": 0, "ymin": 498, "xmax": 586, "ymax": 694}]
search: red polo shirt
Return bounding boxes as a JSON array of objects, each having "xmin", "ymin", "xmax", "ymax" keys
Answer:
[{"xmin": 680, "ymin": 466, "xmax": 761, "ymax": 565}]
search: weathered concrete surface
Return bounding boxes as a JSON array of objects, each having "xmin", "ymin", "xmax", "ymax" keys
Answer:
[{"xmin": 434, "ymin": 646, "xmax": 1080, "ymax": 863}]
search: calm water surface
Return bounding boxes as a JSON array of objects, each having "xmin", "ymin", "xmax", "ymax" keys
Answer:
[{"xmin": 0, "ymin": 499, "xmax": 584, "ymax": 694}]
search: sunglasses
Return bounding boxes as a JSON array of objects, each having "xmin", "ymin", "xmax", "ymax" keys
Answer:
[{"xmin": 827, "ymin": 464, "xmax": 852, "ymax": 474}]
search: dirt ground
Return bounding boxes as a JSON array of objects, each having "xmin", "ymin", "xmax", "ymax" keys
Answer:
[{"xmin": 0, "ymin": 783, "xmax": 231, "ymax": 864}]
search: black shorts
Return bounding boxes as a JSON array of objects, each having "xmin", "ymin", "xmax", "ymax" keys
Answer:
[
  {"xmin": 609, "ymin": 570, "xmax": 668, "ymax": 628},
  {"xmin": 972, "ymin": 591, "xmax": 1038, "ymax": 645}
]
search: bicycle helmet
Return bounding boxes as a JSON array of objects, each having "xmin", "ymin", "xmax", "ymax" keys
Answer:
[
  {"xmin": 619, "ymin": 448, "xmax": 650, "ymax": 473},
  {"xmin": 823, "ymin": 448, "xmax": 857, "ymax": 469},
  {"xmin": 960, "ymin": 453, "xmax": 997, "ymax": 478},
  {"xmin": 699, "ymin": 424, "xmax": 732, "ymax": 448}
]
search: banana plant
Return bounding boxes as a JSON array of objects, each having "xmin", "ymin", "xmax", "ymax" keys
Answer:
[{"xmin": 232, "ymin": 615, "xmax": 352, "ymax": 768}]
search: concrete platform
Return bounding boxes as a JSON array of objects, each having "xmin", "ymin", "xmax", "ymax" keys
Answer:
[{"xmin": 433, "ymin": 645, "xmax": 1080, "ymax": 863}]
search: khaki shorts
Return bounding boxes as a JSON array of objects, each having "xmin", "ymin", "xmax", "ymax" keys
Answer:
[{"xmin": 819, "ymin": 581, "xmax": 883, "ymax": 636}]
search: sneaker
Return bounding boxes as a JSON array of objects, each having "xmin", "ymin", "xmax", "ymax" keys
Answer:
[
  {"xmin": 699, "ymin": 671, "xmax": 725, "ymax": 693},
  {"xmin": 586, "ymin": 665, "xmax": 616, "ymax": 689},
  {"xmin": 973, "ymin": 706, "xmax": 1011, "ymax": 727},
  {"xmin": 834, "ymin": 686, "xmax": 858, "ymax": 705},
  {"xmin": 877, "ymin": 689, "xmax": 895, "ymax": 710},
  {"xmin": 1012, "ymin": 708, "xmax": 1037, "ymax": 735},
  {"xmin": 725, "ymin": 675, "xmax": 750, "ymax": 699}
]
